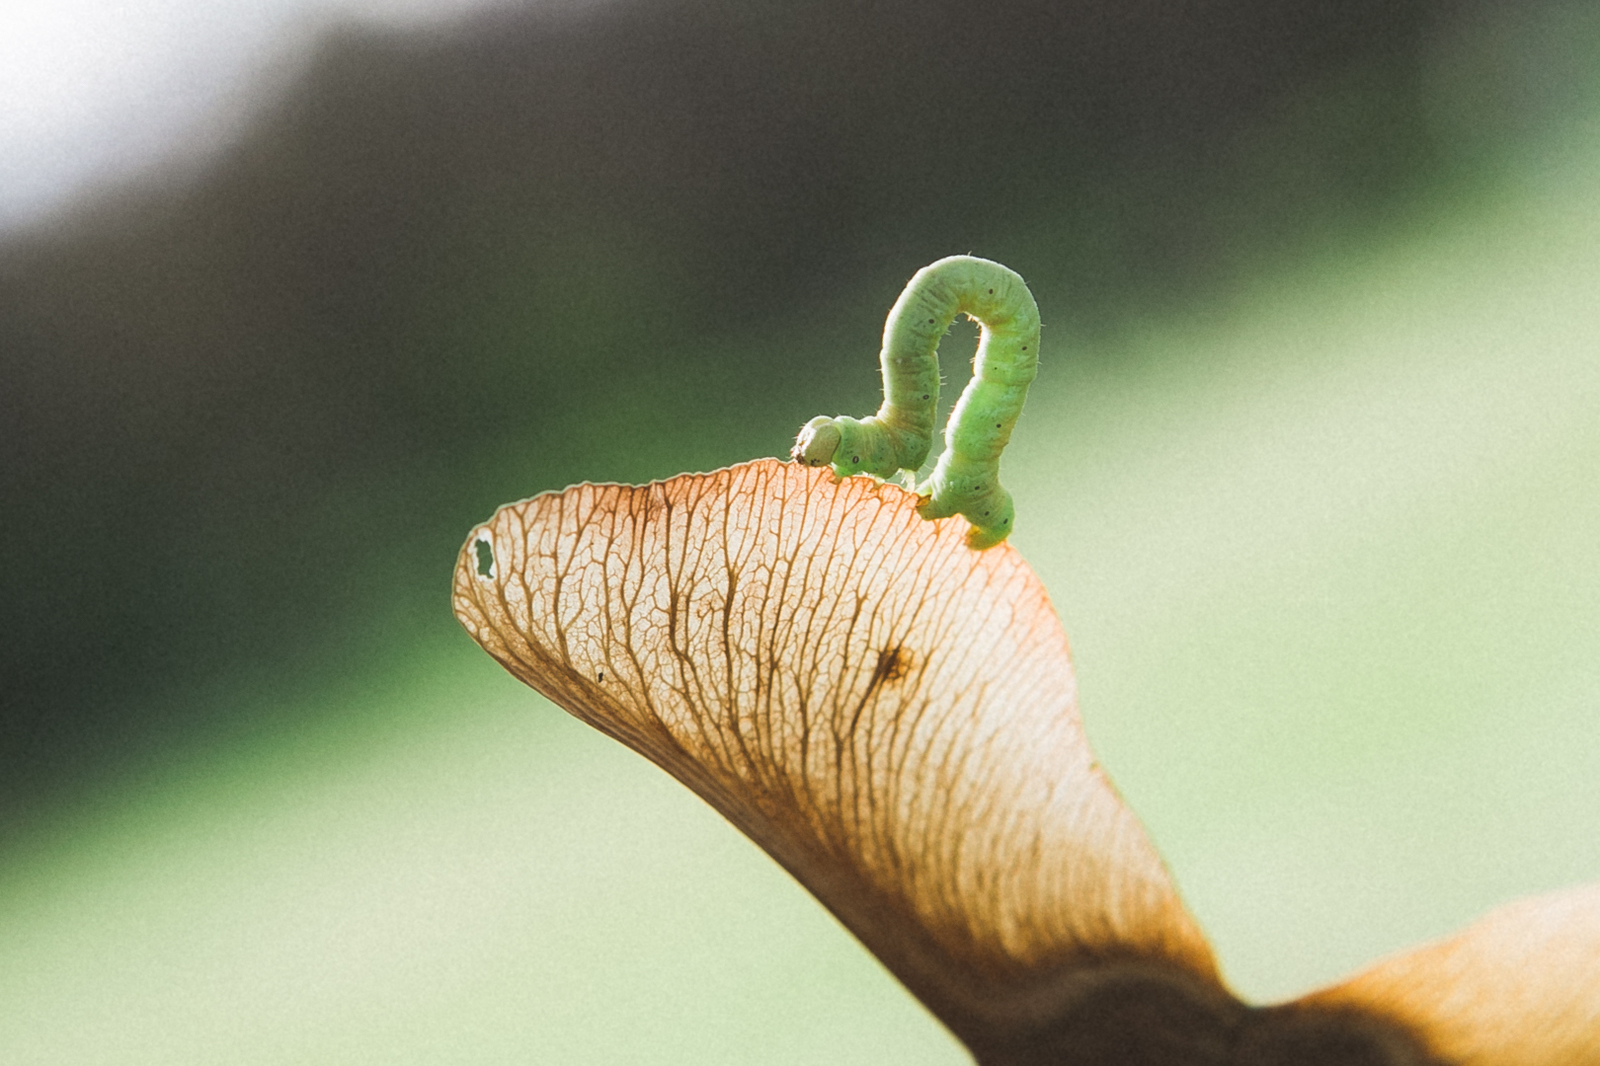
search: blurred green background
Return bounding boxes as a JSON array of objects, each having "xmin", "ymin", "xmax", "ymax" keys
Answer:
[{"xmin": 1, "ymin": 0, "xmax": 1597, "ymax": 1061}]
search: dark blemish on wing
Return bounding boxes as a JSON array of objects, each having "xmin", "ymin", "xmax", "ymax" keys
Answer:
[
  {"xmin": 876, "ymin": 644, "xmax": 912, "ymax": 684},
  {"xmin": 858, "ymin": 644, "xmax": 915, "ymax": 708}
]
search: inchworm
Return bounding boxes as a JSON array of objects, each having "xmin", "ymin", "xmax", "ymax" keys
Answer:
[{"xmin": 791, "ymin": 255, "xmax": 1040, "ymax": 549}]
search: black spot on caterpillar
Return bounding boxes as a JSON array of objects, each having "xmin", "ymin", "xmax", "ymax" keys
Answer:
[{"xmin": 792, "ymin": 255, "xmax": 1040, "ymax": 548}]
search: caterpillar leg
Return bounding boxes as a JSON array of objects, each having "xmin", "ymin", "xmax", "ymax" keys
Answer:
[{"xmin": 919, "ymin": 473, "xmax": 1015, "ymax": 551}]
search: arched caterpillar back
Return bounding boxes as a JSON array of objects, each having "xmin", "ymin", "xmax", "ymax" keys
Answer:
[{"xmin": 793, "ymin": 255, "xmax": 1039, "ymax": 549}]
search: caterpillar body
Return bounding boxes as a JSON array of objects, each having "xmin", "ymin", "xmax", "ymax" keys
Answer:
[{"xmin": 792, "ymin": 255, "xmax": 1040, "ymax": 549}]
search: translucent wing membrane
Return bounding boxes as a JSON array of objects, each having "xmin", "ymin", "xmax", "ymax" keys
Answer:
[
  {"xmin": 453, "ymin": 459, "xmax": 1215, "ymax": 1051},
  {"xmin": 454, "ymin": 458, "xmax": 1600, "ymax": 1064}
]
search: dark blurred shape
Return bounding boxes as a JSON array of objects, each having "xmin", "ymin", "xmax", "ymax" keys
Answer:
[{"xmin": 0, "ymin": 0, "xmax": 1484, "ymax": 830}]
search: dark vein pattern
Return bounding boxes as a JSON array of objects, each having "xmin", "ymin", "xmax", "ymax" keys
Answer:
[
  {"xmin": 454, "ymin": 459, "xmax": 1600, "ymax": 1065},
  {"xmin": 452, "ymin": 459, "xmax": 1215, "ymax": 1040}
]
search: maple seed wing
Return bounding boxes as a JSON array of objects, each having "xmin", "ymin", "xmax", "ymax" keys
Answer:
[
  {"xmin": 1302, "ymin": 882, "xmax": 1600, "ymax": 1066},
  {"xmin": 452, "ymin": 458, "xmax": 1216, "ymax": 1047}
]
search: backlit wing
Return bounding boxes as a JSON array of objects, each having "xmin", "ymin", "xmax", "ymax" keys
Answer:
[{"xmin": 452, "ymin": 458, "xmax": 1217, "ymax": 1054}]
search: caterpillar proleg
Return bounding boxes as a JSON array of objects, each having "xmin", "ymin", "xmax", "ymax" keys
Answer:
[{"xmin": 792, "ymin": 255, "xmax": 1040, "ymax": 549}]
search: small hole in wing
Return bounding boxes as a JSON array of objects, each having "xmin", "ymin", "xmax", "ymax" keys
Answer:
[{"xmin": 474, "ymin": 533, "xmax": 496, "ymax": 579}]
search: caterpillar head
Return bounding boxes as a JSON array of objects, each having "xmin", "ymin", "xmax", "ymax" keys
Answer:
[{"xmin": 791, "ymin": 416, "xmax": 842, "ymax": 467}]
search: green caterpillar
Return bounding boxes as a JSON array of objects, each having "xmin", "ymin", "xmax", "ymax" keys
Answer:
[{"xmin": 792, "ymin": 255, "xmax": 1040, "ymax": 549}]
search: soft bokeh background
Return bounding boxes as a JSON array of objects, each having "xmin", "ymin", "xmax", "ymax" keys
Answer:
[{"xmin": 2, "ymin": 0, "xmax": 1597, "ymax": 1061}]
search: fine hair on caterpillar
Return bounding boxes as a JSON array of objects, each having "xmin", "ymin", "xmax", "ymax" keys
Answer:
[{"xmin": 792, "ymin": 255, "xmax": 1040, "ymax": 549}]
